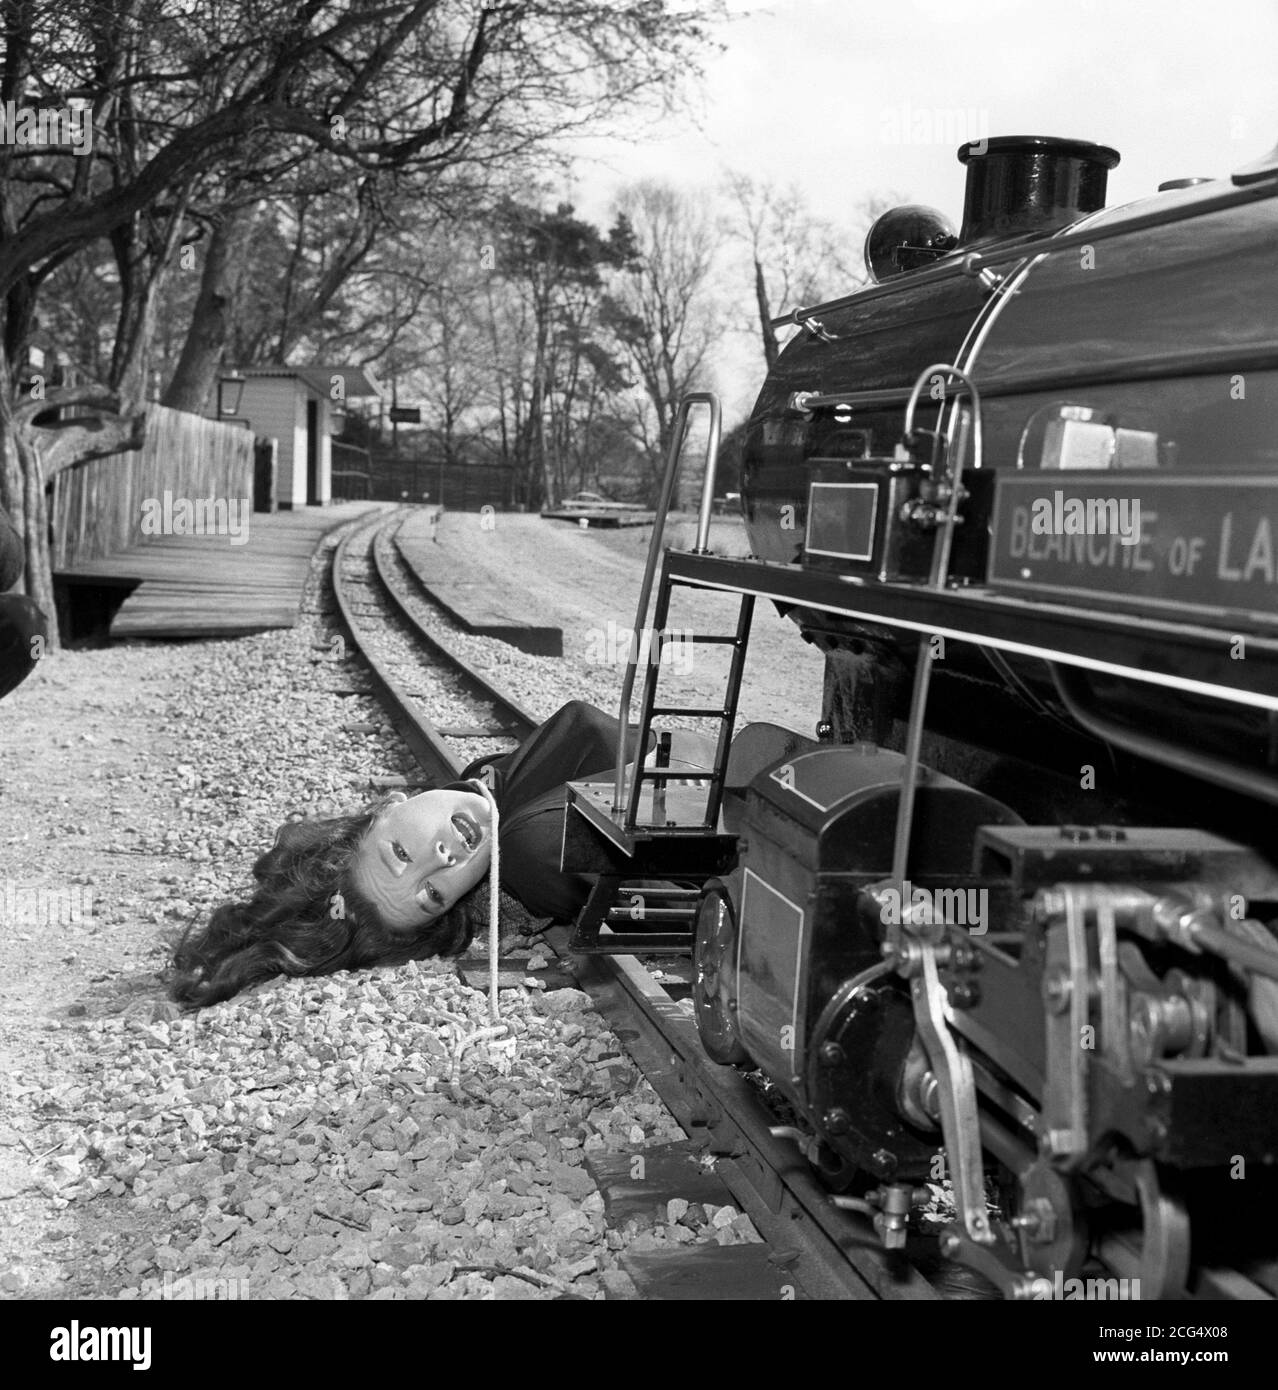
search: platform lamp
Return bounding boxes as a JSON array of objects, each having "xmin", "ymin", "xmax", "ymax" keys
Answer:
[
  {"xmin": 328, "ymin": 400, "xmax": 348, "ymax": 436},
  {"xmin": 217, "ymin": 371, "xmax": 247, "ymax": 418}
]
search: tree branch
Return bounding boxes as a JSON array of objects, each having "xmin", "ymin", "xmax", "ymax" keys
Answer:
[
  {"xmin": 35, "ymin": 411, "xmax": 148, "ymax": 479},
  {"xmin": 12, "ymin": 384, "xmax": 123, "ymax": 428}
]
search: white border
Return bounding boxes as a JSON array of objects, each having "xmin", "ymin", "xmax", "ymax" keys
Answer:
[
  {"xmin": 740, "ymin": 867, "xmax": 807, "ymax": 1060},
  {"xmin": 677, "ymin": 572, "xmax": 1278, "ymax": 712}
]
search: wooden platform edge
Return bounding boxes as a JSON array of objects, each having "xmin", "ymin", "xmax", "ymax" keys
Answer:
[
  {"xmin": 96, "ymin": 501, "xmax": 392, "ymax": 640},
  {"xmin": 394, "ymin": 530, "xmax": 564, "ymax": 657}
]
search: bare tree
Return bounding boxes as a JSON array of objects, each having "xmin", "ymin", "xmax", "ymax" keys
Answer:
[
  {"xmin": 475, "ymin": 198, "xmax": 637, "ymax": 508},
  {"xmin": 400, "ymin": 233, "xmax": 493, "ymax": 478},
  {"xmin": 602, "ymin": 181, "xmax": 719, "ymax": 501},
  {"xmin": 722, "ymin": 172, "xmax": 898, "ymax": 368},
  {"xmin": 0, "ymin": 0, "xmax": 723, "ymax": 639}
]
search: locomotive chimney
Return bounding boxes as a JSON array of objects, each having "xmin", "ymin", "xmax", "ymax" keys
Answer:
[{"xmin": 957, "ymin": 136, "xmax": 1120, "ymax": 245}]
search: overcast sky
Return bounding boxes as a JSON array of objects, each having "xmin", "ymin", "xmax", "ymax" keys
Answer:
[
  {"xmin": 568, "ymin": 0, "xmax": 1278, "ymax": 222},
  {"xmin": 556, "ymin": 0, "xmax": 1278, "ymax": 417}
]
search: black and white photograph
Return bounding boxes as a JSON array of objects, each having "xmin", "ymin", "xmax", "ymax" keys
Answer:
[{"xmin": 1, "ymin": 0, "xmax": 1276, "ymax": 1356}]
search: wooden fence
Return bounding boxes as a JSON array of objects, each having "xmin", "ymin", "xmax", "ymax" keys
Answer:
[
  {"xmin": 366, "ymin": 455, "xmax": 517, "ymax": 508},
  {"xmin": 50, "ymin": 405, "xmax": 255, "ymax": 570}
]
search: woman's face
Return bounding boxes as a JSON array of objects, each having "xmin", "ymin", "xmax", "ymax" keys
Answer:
[{"xmin": 350, "ymin": 782, "xmax": 493, "ymax": 930}]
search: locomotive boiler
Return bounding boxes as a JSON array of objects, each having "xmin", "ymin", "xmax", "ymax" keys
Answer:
[{"xmin": 564, "ymin": 133, "xmax": 1278, "ymax": 1298}]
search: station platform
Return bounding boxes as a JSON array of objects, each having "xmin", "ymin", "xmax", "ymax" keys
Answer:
[
  {"xmin": 55, "ymin": 501, "xmax": 385, "ymax": 639},
  {"xmin": 540, "ymin": 505, "xmax": 654, "ymax": 528},
  {"xmin": 396, "ymin": 508, "xmax": 563, "ymax": 655}
]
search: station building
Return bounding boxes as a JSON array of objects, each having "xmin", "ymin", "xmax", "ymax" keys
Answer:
[{"xmin": 213, "ymin": 365, "xmax": 383, "ymax": 508}]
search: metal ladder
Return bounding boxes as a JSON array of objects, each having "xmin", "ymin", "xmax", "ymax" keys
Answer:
[{"xmin": 569, "ymin": 392, "xmax": 753, "ymax": 954}]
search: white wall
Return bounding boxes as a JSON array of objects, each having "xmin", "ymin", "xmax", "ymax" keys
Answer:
[
  {"xmin": 318, "ymin": 396, "xmax": 335, "ymax": 503},
  {"xmin": 290, "ymin": 386, "xmax": 307, "ymax": 506},
  {"xmin": 271, "ymin": 383, "xmax": 322, "ymax": 506},
  {"xmin": 226, "ymin": 376, "xmax": 340, "ymax": 505},
  {"xmin": 234, "ymin": 378, "xmax": 297, "ymax": 505}
]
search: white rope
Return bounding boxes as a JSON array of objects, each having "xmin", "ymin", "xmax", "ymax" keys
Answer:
[
  {"xmin": 449, "ymin": 1023, "xmax": 508, "ymax": 1090},
  {"xmin": 477, "ymin": 780, "xmax": 501, "ymax": 1022}
]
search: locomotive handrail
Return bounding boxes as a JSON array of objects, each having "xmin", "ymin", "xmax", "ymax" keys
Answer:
[
  {"xmin": 902, "ymin": 362, "xmax": 984, "ymax": 477},
  {"xmin": 770, "ymin": 176, "xmax": 1278, "ymax": 331},
  {"xmin": 612, "ymin": 392, "xmax": 722, "ymax": 812},
  {"xmin": 790, "ymin": 386, "xmax": 915, "ymax": 412},
  {"xmin": 891, "ymin": 364, "xmax": 982, "ymax": 890}
]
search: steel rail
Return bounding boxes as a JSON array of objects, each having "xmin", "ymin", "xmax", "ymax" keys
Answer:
[
  {"xmin": 566, "ymin": 939, "xmax": 944, "ymax": 1302},
  {"xmin": 370, "ymin": 515, "xmax": 540, "ymax": 744},
  {"xmin": 331, "ymin": 508, "xmax": 463, "ymax": 782}
]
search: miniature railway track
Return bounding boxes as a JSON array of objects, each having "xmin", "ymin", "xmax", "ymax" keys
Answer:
[
  {"xmin": 328, "ymin": 507, "xmax": 953, "ymax": 1299},
  {"xmin": 331, "ymin": 507, "xmax": 539, "ymax": 780}
]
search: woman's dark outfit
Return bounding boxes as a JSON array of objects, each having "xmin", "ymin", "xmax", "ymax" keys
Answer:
[{"xmin": 458, "ymin": 700, "xmax": 652, "ymax": 920}]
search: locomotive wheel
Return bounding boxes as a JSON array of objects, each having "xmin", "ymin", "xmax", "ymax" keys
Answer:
[
  {"xmin": 1133, "ymin": 1159, "xmax": 1191, "ymax": 1299},
  {"xmin": 693, "ymin": 879, "xmax": 752, "ymax": 1067},
  {"xmin": 1096, "ymin": 1158, "xmax": 1191, "ymax": 1299}
]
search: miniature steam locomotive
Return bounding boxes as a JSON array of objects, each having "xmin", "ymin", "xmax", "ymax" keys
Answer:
[{"xmin": 566, "ymin": 133, "xmax": 1278, "ymax": 1299}]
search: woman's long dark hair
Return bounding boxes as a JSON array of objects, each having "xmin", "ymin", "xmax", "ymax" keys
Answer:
[{"xmin": 168, "ymin": 798, "xmax": 492, "ymax": 1008}]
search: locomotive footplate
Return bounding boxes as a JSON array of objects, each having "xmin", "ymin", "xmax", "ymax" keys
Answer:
[
  {"xmin": 660, "ymin": 549, "xmax": 1278, "ymax": 710},
  {"xmin": 562, "ymin": 781, "xmax": 739, "ymax": 869},
  {"xmin": 562, "ymin": 783, "xmax": 740, "ymax": 954}
]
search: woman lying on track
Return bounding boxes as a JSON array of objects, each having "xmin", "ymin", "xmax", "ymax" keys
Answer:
[{"xmin": 168, "ymin": 701, "xmax": 722, "ymax": 1008}]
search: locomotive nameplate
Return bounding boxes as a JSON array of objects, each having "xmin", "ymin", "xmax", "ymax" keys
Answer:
[{"xmin": 988, "ymin": 473, "xmax": 1278, "ymax": 628}]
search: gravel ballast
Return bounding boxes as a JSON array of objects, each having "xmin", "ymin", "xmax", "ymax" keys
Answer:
[{"xmin": 40, "ymin": 963, "xmax": 697, "ymax": 1301}]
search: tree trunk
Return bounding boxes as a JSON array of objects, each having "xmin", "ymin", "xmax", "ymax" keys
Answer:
[
  {"xmin": 1, "ymin": 370, "xmax": 147, "ymax": 651},
  {"xmin": 0, "ymin": 365, "xmax": 57, "ymax": 645},
  {"xmin": 0, "ymin": 344, "xmax": 51, "ymax": 643},
  {"xmin": 162, "ymin": 205, "xmax": 257, "ymax": 414},
  {"xmin": 110, "ymin": 191, "xmax": 191, "ymax": 406},
  {"xmin": 754, "ymin": 257, "xmax": 778, "ymax": 369},
  {"xmin": 0, "ymin": 342, "xmax": 21, "ymax": 521},
  {"xmin": 19, "ymin": 425, "xmax": 54, "ymax": 643},
  {"xmin": 111, "ymin": 257, "xmax": 168, "ymax": 407}
]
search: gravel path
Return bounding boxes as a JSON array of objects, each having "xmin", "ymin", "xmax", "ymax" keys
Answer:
[{"xmin": 0, "ymin": 514, "xmax": 795, "ymax": 1302}]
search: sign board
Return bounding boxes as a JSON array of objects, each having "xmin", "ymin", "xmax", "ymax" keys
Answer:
[
  {"xmin": 988, "ymin": 473, "xmax": 1278, "ymax": 629},
  {"xmin": 388, "ymin": 406, "xmax": 421, "ymax": 424}
]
